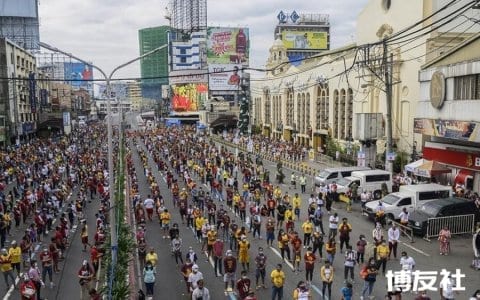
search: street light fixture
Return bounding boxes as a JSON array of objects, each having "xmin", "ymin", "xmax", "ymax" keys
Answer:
[{"xmin": 39, "ymin": 41, "xmax": 168, "ymax": 297}]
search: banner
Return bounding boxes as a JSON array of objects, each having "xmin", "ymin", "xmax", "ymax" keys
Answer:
[
  {"xmin": 28, "ymin": 72, "xmax": 36, "ymax": 113},
  {"xmin": 64, "ymin": 62, "xmax": 93, "ymax": 88},
  {"xmin": 207, "ymin": 27, "xmax": 249, "ymax": 65},
  {"xmin": 169, "ymin": 70, "xmax": 208, "ymax": 85},
  {"xmin": 208, "ymin": 64, "xmax": 243, "ymax": 91},
  {"xmin": 281, "ymin": 31, "xmax": 328, "ymax": 50},
  {"xmin": 414, "ymin": 118, "xmax": 480, "ymax": 142},
  {"xmin": 171, "ymin": 83, "xmax": 208, "ymax": 112}
]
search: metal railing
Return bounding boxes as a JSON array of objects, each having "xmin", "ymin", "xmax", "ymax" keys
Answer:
[
  {"xmin": 425, "ymin": 214, "xmax": 475, "ymax": 241},
  {"xmin": 387, "ymin": 219, "xmax": 415, "ymax": 243}
]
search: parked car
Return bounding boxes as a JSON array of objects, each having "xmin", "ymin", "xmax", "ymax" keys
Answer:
[
  {"xmin": 408, "ymin": 197, "xmax": 480, "ymax": 236},
  {"xmin": 314, "ymin": 166, "xmax": 370, "ymax": 187}
]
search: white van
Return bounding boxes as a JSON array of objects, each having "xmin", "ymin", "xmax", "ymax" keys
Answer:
[
  {"xmin": 337, "ymin": 169, "xmax": 392, "ymax": 200},
  {"xmin": 363, "ymin": 183, "xmax": 452, "ymax": 221},
  {"xmin": 314, "ymin": 166, "xmax": 371, "ymax": 187}
]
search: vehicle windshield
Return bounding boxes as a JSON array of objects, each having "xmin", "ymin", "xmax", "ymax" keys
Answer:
[
  {"xmin": 318, "ymin": 170, "xmax": 329, "ymax": 179},
  {"xmin": 336, "ymin": 178, "xmax": 351, "ymax": 186},
  {"xmin": 418, "ymin": 203, "xmax": 440, "ymax": 216},
  {"xmin": 381, "ymin": 194, "xmax": 401, "ymax": 205}
]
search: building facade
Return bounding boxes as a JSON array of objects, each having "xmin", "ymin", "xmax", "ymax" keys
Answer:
[
  {"xmin": 128, "ymin": 81, "xmax": 143, "ymax": 112},
  {"xmin": 251, "ymin": 0, "xmax": 480, "ymax": 161},
  {"xmin": 138, "ymin": 26, "xmax": 170, "ymax": 99}
]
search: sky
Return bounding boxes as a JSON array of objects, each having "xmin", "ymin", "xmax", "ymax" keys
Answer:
[{"xmin": 38, "ymin": 0, "xmax": 369, "ymax": 80}]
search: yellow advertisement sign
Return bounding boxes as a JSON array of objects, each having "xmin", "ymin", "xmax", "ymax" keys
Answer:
[{"xmin": 281, "ymin": 31, "xmax": 328, "ymax": 50}]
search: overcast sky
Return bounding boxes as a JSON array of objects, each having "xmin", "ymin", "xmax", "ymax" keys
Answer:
[{"xmin": 38, "ymin": 0, "xmax": 369, "ymax": 80}]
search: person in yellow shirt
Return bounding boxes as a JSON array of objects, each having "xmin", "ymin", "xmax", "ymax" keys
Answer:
[
  {"xmin": 320, "ymin": 259, "xmax": 334, "ymax": 299},
  {"xmin": 145, "ymin": 247, "xmax": 158, "ymax": 266},
  {"xmin": 238, "ymin": 235, "xmax": 250, "ymax": 272},
  {"xmin": 206, "ymin": 228, "xmax": 217, "ymax": 259},
  {"xmin": 270, "ymin": 264, "xmax": 285, "ymax": 300},
  {"xmin": 195, "ymin": 216, "xmax": 205, "ymax": 242},
  {"xmin": 0, "ymin": 248, "xmax": 15, "ymax": 288},
  {"xmin": 273, "ymin": 187, "xmax": 282, "ymax": 201},
  {"xmin": 376, "ymin": 239, "xmax": 390, "ymax": 275},
  {"xmin": 160, "ymin": 209, "xmax": 171, "ymax": 239},
  {"xmin": 233, "ymin": 192, "xmax": 241, "ymax": 216},
  {"xmin": 292, "ymin": 193, "xmax": 302, "ymax": 220},
  {"xmin": 301, "ymin": 219, "xmax": 314, "ymax": 248},
  {"xmin": 8, "ymin": 241, "xmax": 21, "ymax": 276},
  {"xmin": 285, "ymin": 206, "xmax": 294, "ymax": 222}
]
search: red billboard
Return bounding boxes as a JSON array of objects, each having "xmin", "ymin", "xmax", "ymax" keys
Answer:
[{"xmin": 171, "ymin": 83, "xmax": 208, "ymax": 112}]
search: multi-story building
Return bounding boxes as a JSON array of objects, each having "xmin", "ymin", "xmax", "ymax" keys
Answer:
[
  {"xmin": 416, "ymin": 33, "xmax": 480, "ymax": 190},
  {"xmin": 0, "ymin": 0, "xmax": 40, "ymax": 50},
  {"xmin": 138, "ymin": 26, "xmax": 170, "ymax": 99},
  {"xmin": 170, "ymin": 30, "xmax": 207, "ymax": 70},
  {"xmin": 128, "ymin": 81, "xmax": 143, "ymax": 112},
  {"xmin": 252, "ymin": 0, "xmax": 480, "ymax": 163},
  {"xmin": 0, "ymin": 37, "xmax": 39, "ymax": 145}
]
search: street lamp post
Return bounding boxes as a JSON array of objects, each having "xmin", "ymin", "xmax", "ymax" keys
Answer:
[{"xmin": 39, "ymin": 42, "xmax": 168, "ymax": 298}]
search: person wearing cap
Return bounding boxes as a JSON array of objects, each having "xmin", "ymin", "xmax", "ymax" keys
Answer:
[
  {"xmin": 238, "ymin": 235, "xmax": 250, "ymax": 272},
  {"xmin": 78, "ymin": 259, "xmax": 94, "ymax": 300},
  {"xmin": 187, "ymin": 264, "xmax": 203, "ymax": 293},
  {"xmin": 0, "ymin": 248, "xmax": 15, "ymax": 289},
  {"xmin": 39, "ymin": 246, "xmax": 54, "ymax": 288},
  {"xmin": 8, "ymin": 240, "xmax": 21, "ymax": 276},
  {"xmin": 223, "ymin": 249, "xmax": 237, "ymax": 292},
  {"xmin": 270, "ymin": 263, "xmax": 285, "ymax": 300}
]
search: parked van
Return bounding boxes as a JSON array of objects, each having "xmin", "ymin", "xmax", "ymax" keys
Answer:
[
  {"xmin": 363, "ymin": 183, "xmax": 452, "ymax": 222},
  {"xmin": 337, "ymin": 170, "xmax": 392, "ymax": 199},
  {"xmin": 314, "ymin": 166, "xmax": 370, "ymax": 187},
  {"xmin": 337, "ymin": 169, "xmax": 392, "ymax": 200}
]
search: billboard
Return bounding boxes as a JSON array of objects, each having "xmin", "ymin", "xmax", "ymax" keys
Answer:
[
  {"xmin": 281, "ymin": 31, "xmax": 328, "ymax": 50},
  {"xmin": 207, "ymin": 27, "xmax": 249, "ymax": 65},
  {"xmin": 414, "ymin": 118, "xmax": 480, "ymax": 142},
  {"xmin": 98, "ymin": 83, "xmax": 128, "ymax": 100},
  {"xmin": 208, "ymin": 64, "xmax": 242, "ymax": 91},
  {"xmin": 171, "ymin": 83, "xmax": 208, "ymax": 112},
  {"xmin": 0, "ymin": 0, "xmax": 37, "ymax": 17},
  {"xmin": 64, "ymin": 62, "xmax": 93, "ymax": 88},
  {"xmin": 169, "ymin": 69, "xmax": 208, "ymax": 85}
]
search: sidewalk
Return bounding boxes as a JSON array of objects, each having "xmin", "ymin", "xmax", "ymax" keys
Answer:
[{"xmin": 210, "ymin": 134, "xmax": 347, "ymax": 177}]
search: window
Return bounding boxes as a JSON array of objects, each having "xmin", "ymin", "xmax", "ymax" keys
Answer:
[
  {"xmin": 397, "ymin": 198, "xmax": 412, "ymax": 206},
  {"xmin": 418, "ymin": 190, "xmax": 450, "ymax": 201},
  {"xmin": 454, "ymin": 75, "xmax": 480, "ymax": 100},
  {"xmin": 180, "ymin": 57, "xmax": 187, "ymax": 63},
  {"xmin": 327, "ymin": 173, "xmax": 338, "ymax": 179},
  {"xmin": 180, "ymin": 48, "xmax": 186, "ymax": 55},
  {"xmin": 365, "ymin": 174, "xmax": 390, "ymax": 182},
  {"xmin": 341, "ymin": 171, "xmax": 353, "ymax": 177}
]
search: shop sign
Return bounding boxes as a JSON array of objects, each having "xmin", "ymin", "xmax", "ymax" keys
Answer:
[{"xmin": 423, "ymin": 147, "xmax": 480, "ymax": 170}]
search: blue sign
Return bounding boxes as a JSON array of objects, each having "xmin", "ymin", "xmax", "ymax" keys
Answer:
[
  {"xmin": 290, "ymin": 10, "xmax": 300, "ymax": 23},
  {"xmin": 28, "ymin": 72, "xmax": 36, "ymax": 113},
  {"xmin": 22, "ymin": 122, "xmax": 34, "ymax": 133},
  {"xmin": 40, "ymin": 89, "xmax": 48, "ymax": 107},
  {"xmin": 277, "ymin": 11, "xmax": 287, "ymax": 23}
]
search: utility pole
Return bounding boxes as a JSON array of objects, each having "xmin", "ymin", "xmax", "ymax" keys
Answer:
[{"xmin": 383, "ymin": 39, "xmax": 394, "ymax": 172}]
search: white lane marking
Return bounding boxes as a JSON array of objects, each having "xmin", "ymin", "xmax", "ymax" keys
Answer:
[
  {"xmin": 268, "ymin": 246, "xmax": 295, "ymax": 271},
  {"xmin": 400, "ymin": 241, "xmax": 430, "ymax": 257},
  {"xmin": 310, "ymin": 283, "xmax": 327, "ymax": 300}
]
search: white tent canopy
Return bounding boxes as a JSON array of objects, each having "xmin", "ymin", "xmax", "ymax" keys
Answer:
[{"xmin": 405, "ymin": 159, "xmax": 426, "ymax": 173}]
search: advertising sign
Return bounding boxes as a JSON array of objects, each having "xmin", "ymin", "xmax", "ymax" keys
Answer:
[
  {"xmin": 28, "ymin": 72, "xmax": 36, "ymax": 113},
  {"xmin": 281, "ymin": 31, "xmax": 328, "ymax": 50},
  {"xmin": 63, "ymin": 112, "xmax": 71, "ymax": 126},
  {"xmin": 207, "ymin": 27, "xmax": 249, "ymax": 65},
  {"xmin": 208, "ymin": 64, "xmax": 242, "ymax": 91},
  {"xmin": 171, "ymin": 83, "xmax": 208, "ymax": 112},
  {"xmin": 414, "ymin": 118, "xmax": 480, "ymax": 142},
  {"xmin": 64, "ymin": 62, "xmax": 93, "ymax": 88},
  {"xmin": 169, "ymin": 69, "xmax": 208, "ymax": 85}
]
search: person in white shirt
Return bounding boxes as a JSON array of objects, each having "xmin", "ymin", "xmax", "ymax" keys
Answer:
[
  {"xmin": 191, "ymin": 279, "xmax": 210, "ymax": 300},
  {"xmin": 360, "ymin": 191, "xmax": 368, "ymax": 209},
  {"xmin": 143, "ymin": 195, "xmax": 155, "ymax": 221},
  {"xmin": 387, "ymin": 224, "xmax": 400, "ymax": 259},
  {"xmin": 399, "ymin": 251, "xmax": 415, "ymax": 271},
  {"xmin": 398, "ymin": 207, "xmax": 410, "ymax": 227},
  {"xmin": 439, "ymin": 274, "xmax": 455, "ymax": 300},
  {"xmin": 328, "ymin": 213, "xmax": 339, "ymax": 239},
  {"xmin": 188, "ymin": 265, "xmax": 203, "ymax": 292}
]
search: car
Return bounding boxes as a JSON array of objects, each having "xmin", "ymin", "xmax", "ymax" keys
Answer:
[{"xmin": 408, "ymin": 197, "xmax": 480, "ymax": 237}]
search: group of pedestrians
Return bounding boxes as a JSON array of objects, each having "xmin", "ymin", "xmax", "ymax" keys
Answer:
[{"xmin": 0, "ymin": 124, "xmax": 110, "ymax": 300}]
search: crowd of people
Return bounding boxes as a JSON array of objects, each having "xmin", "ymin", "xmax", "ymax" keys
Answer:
[
  {"xmin": 0, "ymin": 124, "xmax": 110, "ymax": 300},
  {"xmin": 126, "ymin": 125, "xmax": 478, "ymax": 300}
]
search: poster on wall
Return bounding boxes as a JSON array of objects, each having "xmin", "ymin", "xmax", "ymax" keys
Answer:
[
  {"xmin": 171, "ymin": 83, "xmax": 208, "ymax": 112},
  {"xmin": 414, "ymin": 118, "xmax": 480, "ymax": 142},
  {"xmin": 208, "ymin": 64, "xmax": 242, "ymax": 91},
  {"xmin": 207, "ymin": 27, "xmax": 249, "ymax": 65}
]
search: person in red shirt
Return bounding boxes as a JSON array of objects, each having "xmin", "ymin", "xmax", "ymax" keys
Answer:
[
  {"xmin": 19, "ymin": 274, "xmax": 36, "ymax": 300},
  {"xmin": 292, "ymin": 234, "xmax": 303, "ymax": 273},
  {"xmin": 304, "ymin": 247, "xmax": 316, "ymax": 283},
  {"xmin": 90, "ymin": 245, "xmax": 102, "ymax": 274},
  {"xmin": 39, "ymin": 247, "xmax": 54, "ymax": 288},
  {"xmin": 49, "ymin": 237, "xmax": 60, "ymax": 273},
  {"xmin": 236, "ymin": 270, "xmax": 251, "ymax": 299},
  {"xmin": 88, "ymin": 288, "xmax": 101, "ymax": 300},
  {"xmin": 223, "ymin": 250, "xmax": 237, "ymax": 292}
]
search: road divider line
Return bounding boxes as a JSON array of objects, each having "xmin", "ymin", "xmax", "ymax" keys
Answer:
[
  {"xmin": 268, "ymin": 246, "xmax": 295, "ymax": 271},
  {"xmin": 310, "ymin": 283, "xmax": 327, "ymax": 299},
  {"xmin": 400, "ymin": 241, "xmax": 430, "ymax": 257}
]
